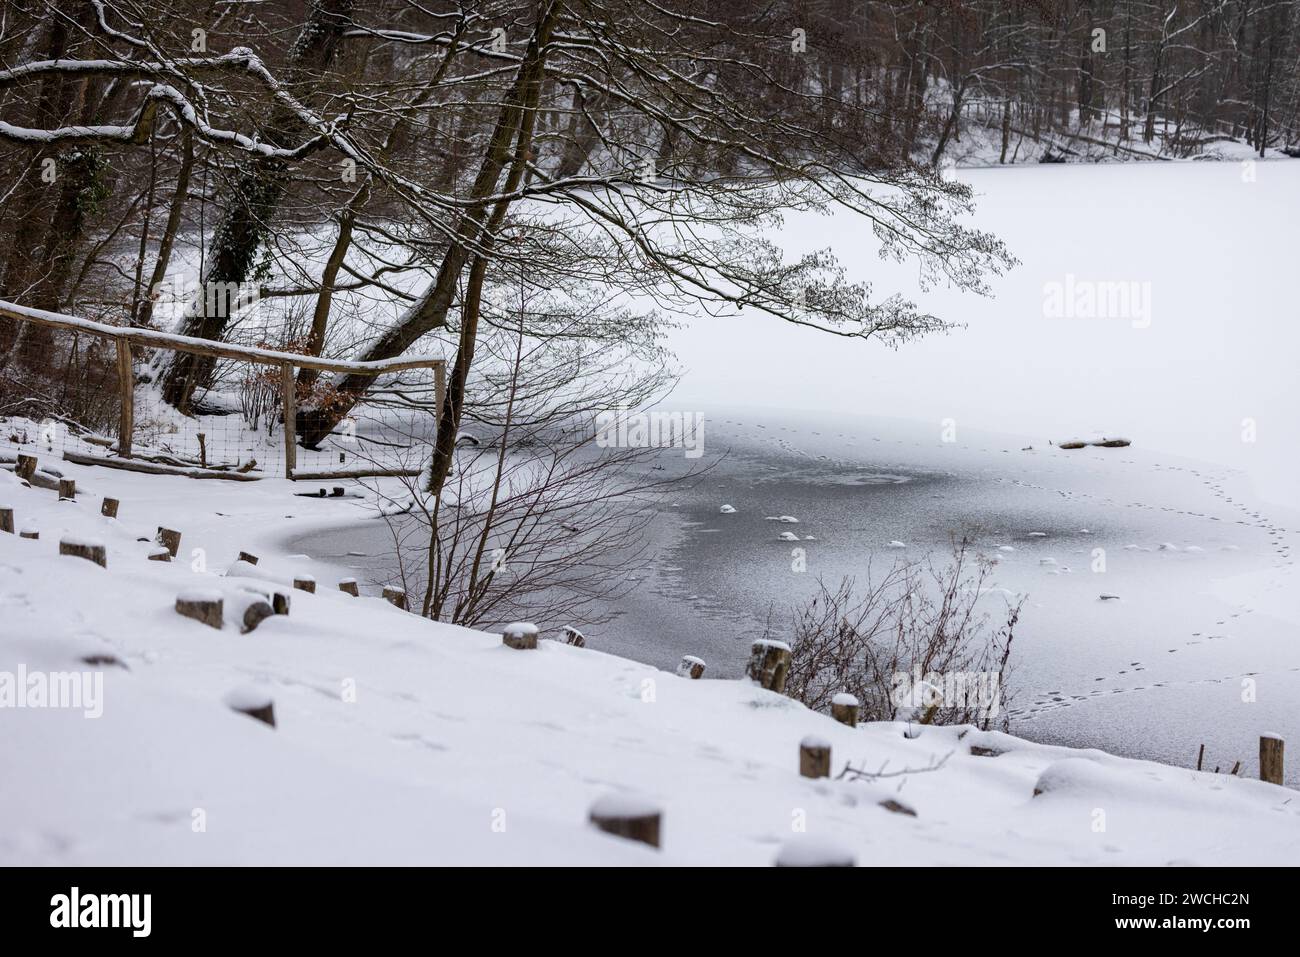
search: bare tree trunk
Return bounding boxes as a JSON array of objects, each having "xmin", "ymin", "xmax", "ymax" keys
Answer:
[
  {"xmin": 155, "ymin": 0, "xmax": 358, "ymax": 413},
  {"xmin": 136, "ymin": 129, "xmax": 194, "ymax": 327},
  {"xmin": 297, "ymin": 0, "xmax": 562, "ymax": 451}
]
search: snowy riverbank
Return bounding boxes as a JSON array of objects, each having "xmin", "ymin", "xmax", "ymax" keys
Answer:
[{"xmin": 2, "ymin": 443, "xmax": 1297, "ymax": 864}]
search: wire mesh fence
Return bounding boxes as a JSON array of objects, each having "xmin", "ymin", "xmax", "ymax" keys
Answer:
[{"xmin": 0, "ymin": 302, "xmax": 443, "ymax": 481}]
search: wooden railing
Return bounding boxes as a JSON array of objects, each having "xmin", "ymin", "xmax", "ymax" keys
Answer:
[{"xmin": 0, "ymin": 300, "xmax": 445, "ymax": 480}]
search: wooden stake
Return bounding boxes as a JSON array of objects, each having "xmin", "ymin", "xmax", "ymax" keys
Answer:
[
  {"xmin": 502, "ymin": 622, "xmax": 538, "ymax": 650},
  {"xmin": 175, "ymin": 591, "xmax": 223, "ymax": 629},
  {"xmin": 0, "ymin": 507, "xmax": 12, "ymax": 534},
  {"xmin": 676, "ymin": 655, "xmax": 705, "ymax": 679},
  {"xmin": 383, "ymin": 585, "xmax": 408, "ymax": 610},
  {"xmin": 156, "ymin": 527, "xmax": 181, "ymax": 558},
  {"xmin": 339, "ymin": 578, "xmax": 359, "ymax": 596},
  {"xmin": 101, "ymin": 497, "xmax": 119, "ymax": 518},
  {"xmin": 58, "ymin": 478, "xmax": 76, "ymax": 501},
  {"xmin": 293, "ymin": 576, "xmax": 316, "ymax": 594},
  {"xmin": 588, "ymin": 795, "xmax": 661, "ymax": 848},
  {"xmin": 116, "ymin": 337, "xmax": 134, "ymax": 459},
  {"xmin": 238, "ymin": 551, "xmax": 259, "ymax": 565},
  {"xmin": 831, "ymin": 693, "xmax": 860, "ymax": 728},
  {"xmin": 224, "ymin": 689, "xmax": 275, "ymax": 728},
  {"xmin": 799, "ymin": 735, "xmax": 832, "ymax": 779},
  {"xmin": 16, "ymin": 454, "xmax": 37, "ymax": 482},
  {"xmin": 1261, "ymin": 734, "xmax": 1285, "ymax": 785},
  {"xmin": 147, "ymin": 546, "xmax": 170, "ymax": 561},
  {"xmin": 197, "ymin": 432, "xmax": 207, "ymax": 468},
  {"xmin": 747, "ymin": 639, "xmax": 792, "ymax": 692},
  {"xmin": 59, "ymin": 538, "xmax": 106, "ymax": 567}
]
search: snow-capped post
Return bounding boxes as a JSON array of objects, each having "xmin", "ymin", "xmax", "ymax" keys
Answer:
[
  {"xmin": 677, "ymin": 655, "xmax": 706, "ymax": 679},
  {"xmin": 147, "ymin": 546, "xmax": 170, "ymax": 561},
  {"xmin": 16, "ymin": 454, "xmax": 37, "ymax": 483},
  {"xmin": 502, "ymin": 622, "xmax": 538, "ymax": 650},
  {"xmin": 0, "ymin": 506, "xmax": 12, "ymax": 534},
  {"xmin": 176, "ymin": 590, "xmax": 223, "ymax": 629},
  {"xmin": 59, "ymin": 537, "xmax": 106, "ymax": 568},
  {"xmin": 238, "ymin": 551, "xmax": 259, "ymax": 565},
  {"xmin": 774, "ymin": 836, "xmax": 856, "ymax": 867},
  {"xmin": 293, "ymin": 575, "xmax": 316, "ymax": 594},
  {"xmin": 100, "ymin": 497, "xmax": 119, "ymax": 519},
  {"xmin": 270, "ymin": 591, "xmax": 291, "ymax": 616},
  {"xmin": 747, "ymin": 639, "xmax": 792, "ymax": 693},
  {"xmin": 799, "ymin": 735, "xmax": 832, "ymax": 779},
  {"xmin": 156, "ymin": 527, "xmax": 181, "ymax": 558},
  {"xmin": 382, "ymin": 586, "xmax": 408, "ymax": 610},
  {"xmin": 562, "ymin": 625, "xmax": 585, "ymax": 647},
  {"xmin": 339, "ymin": 578, "xmax": 359, "ymax": 597},
  {"xmin": 224, "ymin": 688, "xmax": 275, "ymax": 729},
  {"xmin": 19, "ymin": 528, "xmax": 38, "ymax": 540},
  {"xmin": 1260, "ymin": 734, "xmax": 1285, "ymax": 785},
  {"xmin": 58, "ymin": 478, "xmax": 75, "ymax": 501},
  {"xmin": 831, "ymin": 693, "xmax": 860, "ymax": 727},
  {"xmin": 588, "ymin": 794, "xmax": 661, "ymax": 849}
]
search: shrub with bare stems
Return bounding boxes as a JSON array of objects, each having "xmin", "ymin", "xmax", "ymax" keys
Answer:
[{"xmin": 777, "ymin": 537, "xmax": 1021, "ymax": 731}]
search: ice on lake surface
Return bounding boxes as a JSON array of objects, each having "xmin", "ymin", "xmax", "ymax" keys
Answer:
[{"xmin": 293, "ymin": 407, "xmax": 1300, "ymax": 778}]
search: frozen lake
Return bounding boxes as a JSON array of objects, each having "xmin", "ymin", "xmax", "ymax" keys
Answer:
[
  {"xmin": 292, "ymin": 162, "xmax": 1300, "ymax": 781},
  {"xmin": 292, "ymin": 406, "xmax": 1300, "ymax": 781}
]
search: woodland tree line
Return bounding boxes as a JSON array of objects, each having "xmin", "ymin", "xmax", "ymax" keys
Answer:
[{"xmin": 0, "ymin": 0, "xmax": 1294, "ymax": 507}]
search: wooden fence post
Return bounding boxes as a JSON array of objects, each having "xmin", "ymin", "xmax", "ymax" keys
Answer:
[
  {"xmin": 799, "ymin": 735, "xmax": 831, "ymax": 779},
  {"xmin": 1261, "ymin": 734, "xmax": 1285, "ymax": 785},
  {"xmin": 281, "ymin": 362, "xmax": 297, "ymax": 479},
  {"xmin": 116, "ymin": 337, "xmax": 134, "ymax": 459}
]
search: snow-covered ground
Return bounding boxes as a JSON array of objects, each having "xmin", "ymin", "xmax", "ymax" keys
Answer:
[{"xmin": 2, "ymin": 452, "xmax": 1298, "ymax": 865}]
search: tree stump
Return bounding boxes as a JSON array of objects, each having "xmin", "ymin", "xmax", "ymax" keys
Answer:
[
  {"xmin": 223, "ymin": 688, "xmax": 275, "ymax": 728},
  {"xmin": 58, "ymin": 478, "xmax": 76, "ymax": 501},
  {"xmin": 831, "ymin": 692, "xmax": 860, "ymax": 727},
  {"xmin": 502, "ymin": 621, "xmax": 538, "ymax": 650},
  {"xmin": 238, "ymin": 551, "xmax": 259, "ymax": 565},
  {"xmin": 382, "ymin": 586, "xmax": 408, "ymax": 610},
  {"xmin": 293, "ymin": 575, "xmax": 316, "ymax": 593},
  {"xmin": 176, "ymin": 590, "xmax": 223, "ymax": 629},
  {"xmin": 100, "ymin": 497, "xmax": 119, "ymax": 519},
  {"xmin": 774, "ymin": 836, "xmax": 856, "ymax": 867},
  {"xmin": 588, "ymin": 794, "xmax": 661, "ymax": 848},
  {"xmin": 156, "ymin": 527, "xmax": 182, "ymax": 558},
  {"xmin": 677, "ymin": 655, "xmax": 706, "ymax": 679},
  {"xmin": 339, "ymin": 578, "xmax": 359, "ymax": 597},
  {"xmin": 799, "ymin": 735, "xmax": 832, "ymax": 779},
  {"xmin": 15, "ymin": 454, "xmax": 37, "ymax": 482},
  {"xmin": 562, "ymin": 625, "xmax": 585, "ymax": 647},
  {"xmin": 0, "ymin": 506, "xmax": 13, "ymax": 534},
  {"xmin": 1261, "ymin": 734, "xmax": 1285, "ymax": 786},
  {"xmin": 147, "ymin": 546, "xmax": 171, "ymax": 561},
  {"xmin": 747, "ymin": 639, "xmax": 792, "ymax": 692},
  {"xmin": 19, "ymin": 528, "xmax": 38, "ymax": 540},
  {"xmin": 59, "ymin": 537, "xmax": 106, "ymax": 568}
]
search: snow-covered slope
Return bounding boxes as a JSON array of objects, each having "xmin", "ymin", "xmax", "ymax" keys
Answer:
[{"xmin": 1, "ymin": 452, "xmax": 1297, "ymax": 865}]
